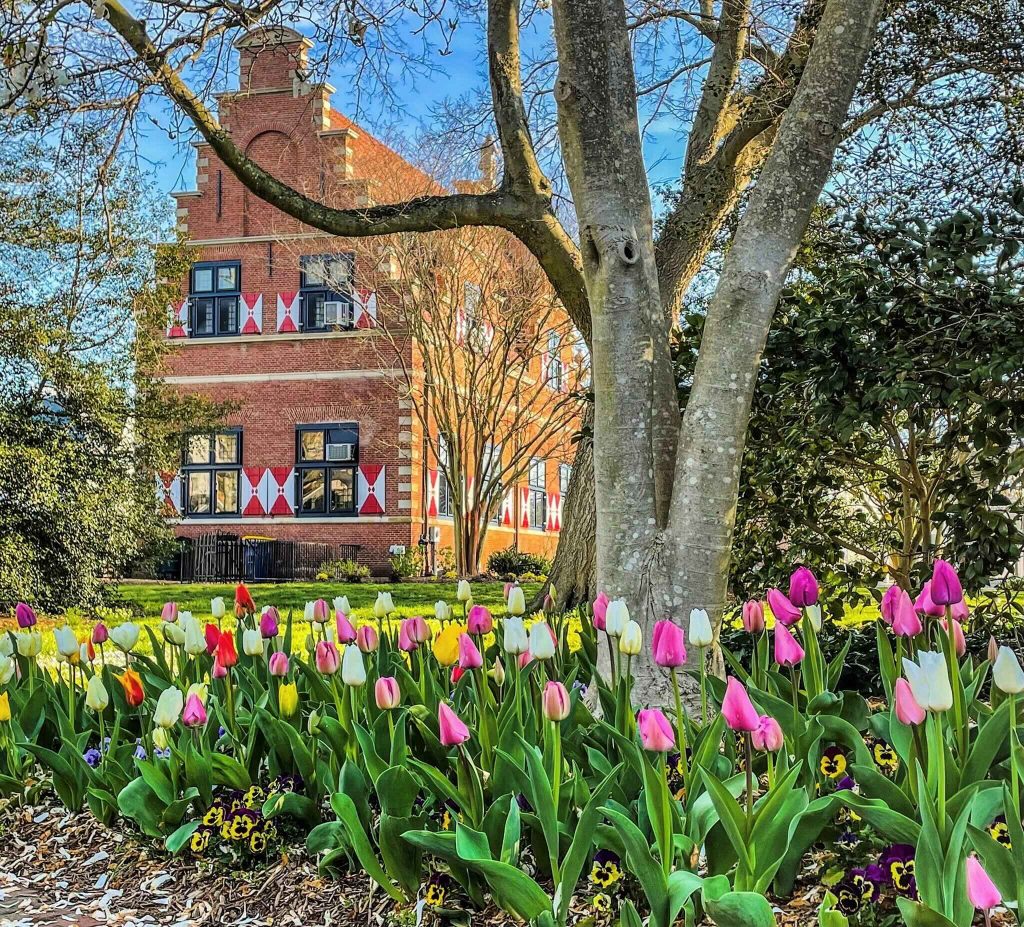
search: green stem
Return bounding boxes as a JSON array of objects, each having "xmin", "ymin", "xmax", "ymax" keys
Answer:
[
  {"xmin": 698, "ymin": 647, "xmax": 707, "ymax": 728},
  {"xmin": 1010, "ymin": 692, "xmax": 1020, "ymax": 825},
  {"xmin": 661, "ymin": 754, "xmax": 673, "ymax": 877},
  {"xmin": 551, "ymin": 721, "xmax": 562, "ymax": 814},
  {"xmin": 670, "ymin": 669, "xmax": 690, "ymax": 793}
]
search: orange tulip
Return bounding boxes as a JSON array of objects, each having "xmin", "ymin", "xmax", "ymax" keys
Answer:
[{"xmin": 116, "ymin": 668, "xmax": 145, "ymax": 707}]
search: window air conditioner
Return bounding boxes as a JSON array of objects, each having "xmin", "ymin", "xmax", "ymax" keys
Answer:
[
  {"xmin": 323, "ymin": 300, "xmax": 350, "ymax": 326},
  {"xmin": 429, "ymin": 526, "xmax": 441, "ymax": 543},
  {"xmin": 326, "ymin": 443, "xmax": 354, "ymax": 461}
]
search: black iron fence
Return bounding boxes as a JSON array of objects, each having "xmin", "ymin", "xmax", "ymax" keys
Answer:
[{"xmin": 161, "ymin": 534, "xmax": 361, "ymax": 583}]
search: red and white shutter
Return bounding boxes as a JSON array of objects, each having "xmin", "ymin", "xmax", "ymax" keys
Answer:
[
  {"xmin": 427, "ymin": 469, "xmax": 440, "ymax": 517},
  {"xmin": 455, "ymin": 309, "xmax": 467, "ymax": 345},
  {"xmin": 555, "ymin": 492, "xmax": 563, "ymax": 531},
  {"xmin": 156, "ymin": 471, "xmax": 182, "ymax": 514},
  {"xmin": 167, "ymin": 300, "xmax": 188, "ymax": 338},
  {"xmin": 242, "ymin": 467, "xmax": 267, "ymax": 516},
  {"xmin": 265, "ymin": 467, "xmax": 296, "ymax": 516},
  {"xmin": 354, "ymin": 288, "xmax": 378, "ymax": 329},
  {"xmin": 357, "ymin": 464, "xmax": 385, "ymax": 515},
  {"xmin": 276, "ymin": 292, "xmax": 301, "ymax": 333},
  {"xmin": 547, "ymin": 492, "xmax": 562, "ymax": 531},
  {"xmin": 240, "ymin": 293, "xmax": 263, "ymax": 334},
  {"xmin": 500, "ymin": 490, "xmax": 513, "ymax": 526},
  {"xmin": 520, "ymin": 486, "xmax": 530, "ymax": 528}
]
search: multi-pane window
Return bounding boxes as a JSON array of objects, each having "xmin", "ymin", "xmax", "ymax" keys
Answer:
[
  {"xmin": 183, "ymin": 430, "xmax": 241, "ymax": 516},
  {"xmin": 546, "ymin": 331, "xmax": 564, "ymax": 391},
  {"xmin": 189, "ymin": 261, "xmax": 241, "ymax": 337},
  {"xmin": 483, "ymin": 442, "xmax": 503, "ymax": 523},
  {"xmin": 436, "ymin": 434, "xmax": 454, "ymax": 518},
  {"xmin": 559, "ymin": 463, "xmax": 572, "ymax": 498},
  {"xmin": 300, "ymin": 253, "xmax": 355, "ymax": 331},
  {"xmin": 528, "ymin": 456, "xmax": 547, "ymax": 529},
  {"xmin": 296, "ymin": 423, "xmax": 358, "ymax": 516}
]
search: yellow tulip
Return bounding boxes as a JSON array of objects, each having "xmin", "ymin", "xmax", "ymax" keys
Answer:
[
  {"xmin": 0, "ymin": 691, "xmax": 10, "ymax": 723},
  {"xmin": 432, "ymin": 624, "xmax": 464, "ymax": 667},
  {"xmin": 279, "ymin": 682, "xmax": 299, "ymax": 718}
]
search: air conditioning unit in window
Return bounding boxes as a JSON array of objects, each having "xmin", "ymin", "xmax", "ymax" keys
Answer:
[
  {"xmin": 323, "ymin": 301, "xmax": 351, "ymax": 326},
  {"xmin": 429, "ymin": 526, "xmax": 441, "ymax": 543},
  {"xmin": 326, "ymin": 443, "xmax": 354, "ymax": 461}
]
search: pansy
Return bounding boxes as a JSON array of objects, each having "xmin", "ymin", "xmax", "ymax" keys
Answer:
[
  {"xmin": 593, "ymin": 893, "xmax": 613, "ymax": 914},
  {"xmin": 424, "ymin": 872, "xmax": 453, "ymax": 907},
  {"xmin": 836, "ymin": 865, "xmax": 883, "ymax": 915},
  {"xmin": 221, "ymin": 806, "xmax": 262, "ymax": 841},
  {"xmin": 872, "ymin": 740, "xmax": 899, "ymax": 773},
  {"xmin": 819, "ymin": 746, "xmax": 848, "ymax": 779},
  {"xmin": 243, "ymin": 784, "xmax": 266, "ymax": 809},
  {"xmin": 248, "ymin": 819, "xmax": 276, "ymax": 854},
  {"xmin": 988, "ymin": 816, "xmax": 1012, "ymax": 849},
  {"xmin": 188, "ymin": 824, "xmax": 215, "ymax": 856},
  {"xmin": 589, "ymin": 850, "xmax": 623, "ymax": 888},
  {"xmin": 82, "ymin": 747, "xmax": 102, "ymax": 768},
  {"xmin": 880, "ymin": 844, "xmax": 917, "ymax": 897},
  {"xmin": 667, "ymin": 751, "xmax": 688, "ymax": 801}
]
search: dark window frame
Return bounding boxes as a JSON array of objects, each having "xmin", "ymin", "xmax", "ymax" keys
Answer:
[
  {"xmin": 300, "ymin": 253, "xmax": 356, "ymax": 332},
  {"xmin": 295, "ymin": 422, "xmax": 359, "ymax": 517},
  {"xmin": 528, "ymin": 456, "xmax": 547, "ymax": 530},
  {"xmin": 181, "ymin": 428, "xmax": 242, "ymax": 518},
  {"xmin": 436, "ymin": 433, "xmax": 455, "ymax": 519},
  {"xmin": 189, "ymin": 260, "xmax": 241, "ymax": 338}
]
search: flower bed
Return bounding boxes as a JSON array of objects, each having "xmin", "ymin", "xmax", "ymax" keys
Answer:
[{"xmin": 0, "ymin": 564, "xmax": 1021, "ymax": 927}]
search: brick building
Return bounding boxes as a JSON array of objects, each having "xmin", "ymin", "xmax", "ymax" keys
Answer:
[{"xmin": 156, "ymin": 26, "xmax": 577, "ymax": 577}]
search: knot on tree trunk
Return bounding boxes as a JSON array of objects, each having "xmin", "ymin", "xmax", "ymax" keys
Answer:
[{"xmin": 587, "ymin": 223, "xmax": 640, "ymax": 267}]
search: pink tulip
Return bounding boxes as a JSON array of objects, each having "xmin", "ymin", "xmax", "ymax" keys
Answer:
[
  {"xmin": 941, "ymin": 618, "xmax": 967, "ymax": 657},
  {"xmin": 951, "ymin": 597, "xmax": 969, "ymax": 622},
  {"xmin": 966, "ymin": 855, "xmax": 1001, "ymax": 911},
  {"xmin": 651, "ymin": 620, "xmax": 687, "ymax": 668},
  {"xmin": 91, "ymin": 622, "xmax": 109, "ymax": 645},
  {"xmin": 880, "ymin": 585, "xmax": 901, "ymax": 626},
  {"xmin": 458, "ymin": 633, "xmax": 483, "ymax": 670},
  {"xmin": 774, "ymin": 623, "xmax": 805, "ymax": 667},
  {"xmin": 503, "ymin": 581, "xmax": 514, "ymax": 601},
  {"xmin": 398, "ymin": 620, "xmax": 417, "ymax": 652},
  {"xmin": 182, "ymin": 693, "xmax": 207, "ymax": 727},
  {"xmin": 894, "ymin": 678, "xmax": 925, "ymax": 726},
  {"xmin": 312, "ymin": 599, "xmax": 329, "ymax": 623},
  {"xmin": 988, "ymin": 635, "xmax": 1000, "ymax": 664},
  {"xmin": 742, "ymin": 600, "xmax": 765, "ymax": 634},
  {"xmin": 751, "ymin": 714, "xmax": 784, "ymax": 751},
  {"xmin": 892, "ymin": 590, "xmax": 923, "ymax": 637},
  {"xmin": 766, "ymin": 588, "xmax": 801, "ymax": 626},
  {"xmin": 638, "ymin": 708, "xmax": 676, "ymax": 752},
  {"xmin": 375, "ymin": 676, "xmax": 400, "ymax": 710},
  {"xmin": 15, "ymin": 603, "xmax": 37, "ymax": 629},
  {"xmin": 930, "ymin": 559, "xmax": 963, "ymax": 606},
  {"xmin": 438, "ymin": 702, "xmax": 471, "ymax": 746},
  {"xmin": 268, "ymin": 651, "xmax": 289, "ymax": 676},
  {"xmin": 592, "ymin": 591, "xmax": 610, "ymax": 631},
  {"xmin": 722, "ymin": 677, "xmax": 760, "ymax": 732},
  {"xmin": 518, "ymin": 651, "xmax": 532, "ymax": 670},
  {"xmin": 542, "ymin": 681, "xmax": 570, "ymax": 721},
  {"xmin": 315, "ymin": 640, "xmax": 340, "ymax": 675},
  {"xmin": 407, "ymin": 616, "xmax": 431, "ymax": 643},
  {"xmin": 914, "ymin": 581, "xmax": 945, "ymax": 617},
  {"xmin": 467, "ymin": 605, "xmax": 494, "ymax": 636},
  {"xmin": 788, "ymin": 567, "xmax": 819, "ymax": 607},
  {"xmin": 260, "ymin": 608, "xmax": 280, "ymax": 638},
  {"xmin": 356, "ymin": 625, "xmax": 379, "ymax": 653},
  {"xmin": 212, "ymin": 658, "xmax": 227, "ymax": 679},
  {"xmin": 335, "ymin": 611, "xmax": 356, "ymax": 644},
  {"xmin": 161, "ymin": 602, "xmax": 178, "ymax": 623}
]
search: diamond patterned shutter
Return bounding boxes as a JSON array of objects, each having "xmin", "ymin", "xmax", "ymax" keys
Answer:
[
  {"xmin": 427, "ymin": 469, "xmax": 440, "ymax": 517},
  {"xmin": 167, "ymin": 299, "xmax": 188, "ymax": 338},
  {"xmin": 242, "ymin": 467, "xmax": 267, "ymax": 516},
  {"xmin": 266, "ymin": 467, "xmax": 296, "ymax": 515},
  {"xmin": 354, "ymin": 288, "xmax": 378, "ymax": 328},
  {"xmin": 357, "ymin": 464, "xmax": 386, "ymax": 514},
  {"xmin": 276, "ymin": 292, "xmax": 301, "ymax": 333},
  {"xmin": 520, "ymin": 486, "xmax": 530, "ymax": 529},
  {"xmin": 240, "ymin": 293, "xmax": 263, "ymax": 334}
]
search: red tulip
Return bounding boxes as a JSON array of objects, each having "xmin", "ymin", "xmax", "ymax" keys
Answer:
[
  {"xmin": 235, "ymin": 582, "xmax": 256, "ymax": 617},
  {"xmin": 204, "ymin": 623, "xmax": 221, "ymax": 654},
  {"xmin": 116, "ymin": 668, "xmax": 145, "ymax": 707},
  {"xmin": 451, "ymin": 665, "xmax": 466, "ymax": 684},
  {"xmin": 216, "ymin": 632, "xmax": 238, "ymax": 668}
]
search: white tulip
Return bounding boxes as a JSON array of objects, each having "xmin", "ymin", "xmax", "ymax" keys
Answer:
[
  {"xmin": 153, "ymin": 687, "xmax": 184, "ymax": 728},
  {"xmin": 993, "ymin": 646, "xmax": 1024, "ymax": 695},
  {"xmin": 177, "ymin": 610, "xmax": 193, "ymax": 626},
  {"xmin": 0, "ymin": 656, "xmax": 14, "ymax": 686},
  {"xmin": 303, "ymin": 601, "xmax": 315, "ymax": 622},
  {"xmin": 507, "ymin": 586, "xmax": 526, "ymax": 616},
  {"xmin": 0, "ymin": 634, "xmax": 13, "ymax": 659},
  {"xmin": 619, "ymin": 620, "xmax": 643, "ymax": 655},
  {"xmin": 210, "ymin": 597, "xmax": 226, "ymax": 619},
  {"xmin": 528, "ymin": 621, "xmax": 557, "ymax": 660},
  {"xmin": 16, "ymin": 631, "xmax": 41, "ymax": 658},
  {"xmin": 435, "ymin": 600, "xmax": 452, "ymax": 622},
  {"xmin": 688, "ymin": 608, "xmax": 714, "ymax": 648},
  {"xmin": 333, "ymin": 596, "xmax": 351, "ymax": 616},
  {"xmin": 457, "ymin": 580, "xmax": 472, "ymax": 602},
  {"xmin": 903, "ymin": 652, "xmax": 954, "ymax": 713},
  {"xmin": 54, "ymin": 625, "xmax": 78, "ymax": 659},
  {"xmin": 162, "ymin": 621, "xmax": 186, "ymax": 646},
  {"xmin": 109, "ymin": 622, "xmax": 140, "ymax": 653},
  {"xmin": 182, "ymin": 617, "xmax": 206, "ymax": 655},
  {"xmin": 187, "ymin": 682, "xmax": 208, "ymax": 704},
  {"xmin": 374, "ymin": 591, "xmax": 395, "ymax": 617},
  {"xmin": 79, "ymin": 643, "xmax": 92, "ymax": 664},
  {"xmin": 342, "ymin": 645, "xmax": 366, "ymax": 686},
  {"xmin": 503, "ymin": 617, "xmax": 529, "ymax": 655},
  {"xmin": 805, "ymin": 604, "xmax": 823, "ymax": 633},
  {"xmin": 605, "ymin": 599, "xmax": 630, "ymax": 637},
  {"xmin": 85, "ymin": 675, "xmax": 109, "ymax": 712},
  {"xmin": 242, "ymin": 629, "xmax": 264, "ymax": 657}
]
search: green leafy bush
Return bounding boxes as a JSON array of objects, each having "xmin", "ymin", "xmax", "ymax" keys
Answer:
[{"xmin": 486, "ymin": 545, "xmax": 552, "ymax": 578}]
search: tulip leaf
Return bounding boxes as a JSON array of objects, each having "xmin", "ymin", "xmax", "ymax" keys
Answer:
[
  {"xmin": 379, "ymin": 812, "xmax": 424, "ymax": 897},
  {"xmin": 849, "ymin": 763, "xmax": 916, "ymax": 818},
  {"xmin": 666, "ymin": 870, "xmax": 705, "ymax": 927},
  {"xmin": 117, "ymin": 777, "xmax": 164, "ymax": 837},
  {"xmin": 165, "ymin": 820, "xmax": 200, "ymax": 854},
  {"xmin": 210, "ymin": 753, "xmax": 251, "ymax": 790},
  {"xmin": 960, "ymin": 699, "xmax": 1010, "ymax": 788},
  {"xmin": 818, "ymin": 891, "xmax": 849, "ymax": 927},
  {"xmin": 599, "ymin": 806, "xmax": 668, "ymax": 922},
  {"xmin": 264, "ymin": 790, "xmax": 319, "ymax": 825},
  {"xmin": 499, "ymin": 794, "xmax": 521, "ymax": 865},
  {"xmin": 895, "ymin": 899, "xmax": 959, "ymax": 927},
  {"xmin": 702, "ymin": 887, "xmax": 776, "ymax": 927},
  {"xmin": 353, "ymin": 722, "xmax": 387, "ymax": 784},
  {"xmin": 135, "ymin": 758, "xmax": 173, "ymax": 806},
  {"xmin": 618, "ymin": 900, "xmax": 644, "ymax": 927},
  {"xmin": 831, "ymin": 792, "xmax": 920, "ymax": 843},
  {"xmin": 966, "ymin": 824, "xmax": 1017, "ymax": 899},
  {"xmin": 330, "ymin": 791, "xmax": 405, "ymax": 901},
  {"xmin": 697, "ymin": 768, "xmax": 754, "ymax": 876},
  {"xmin": 375, "ymin": 765, "xmax": 420, "ymax": 817},
  {"xmin": 306, "ymin": 821, "xmax": 346, "ymax": 856},
  {"xmin": 183, "ymin": 741, "xmax": 213, "ymax": 807}
]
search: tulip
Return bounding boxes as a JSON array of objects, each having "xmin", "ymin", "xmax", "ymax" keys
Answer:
[
  {"xmin": 342, "ymin": 645, "xmax": 366, "ymax": 686},
  {"xmin": 638, "ymin": 708, "xmax": 675, "ymax": 752},
  {"xmin": 774, "ymin": 623, "xmax": 805, "ymax": 667},
  {"xmin": 752, "ymin": 714, "xmax": 784, "ymax": 751},
  {"xmin": 788, "ymin": 567, "xmax": 819, "ymax": 607},
  {"xmin": 489, "ymin": 657, "xmax": 506, "ymax": 686},
  {"xmin": 90, "ymin": 622, "xmax": 108, "ymax": 646},
  {"xmin": 408, "ymin": 616, "xmax": 431, "ymax": 643},
  {"xmin": 903, "ymin": 652, "xmax": 954, "ymax": 712},
  {"xmin": 894, "ymin": 678, "xmax": 926, "ymax": 725},
  {"xmin": 456, "ymin": 580, "xmax": 472, "ymax": 602},
  {"xmin": 966, "ymin": 855, "xmax": 1001, "ymax": 912},
  {"xmin": 183, "ymin": 617, "xmax": 206, "ymax": 655},
  {"xmin": 17, "ymin": 631, "xmax": 42, "ymax": 658},
  {"xmin": 529, "ymin": 621, "xmax": 557, "ymax": 660},
  {"xmin": 742, "ymin": 600, "xmax": 765, "ymax": 634},
  {"xmin": 312, "ymin": 598, "xmax": 330, "ymax": 623},
  {"xmin": 507, "ymin": 586, "xmax": 526, "ymax": 616},
  {"xmin": 279, "ymin": 681, "xmax": 300, "ymax": 717},
  {"xmin": 210, "ymin": 596, "xmax": 226, "ymax": 619},
  {"xmin": 162, "ymin": 621, "xmax": 186, "ymax": 646},
  {"xmin": 993, "ymin": 646, "xmax": 1024, "ymax": 694},
  {"xmin": 930, "ymin": 559, "xmax": 963, "ymax": 606},
  {"xmin": 333, "ymin": 595, "xmax": 351, "ymax": 615},
  {"xmin": 109, "ymin": 623, "xmax": 140, "ymax": 653},
  {"xmin": 368, "ymin": 591, "xmax": 394, "ymax": 619},
  {"xmin": 652, "ymin": 620, "xmax": 687, "ymax": 668},
  {"xmin": 940, "ymin": 618, "xmax": 966, "ymax": 658},
  {"xmin": 260, "ymin": 608, "xmax": 280, "ymax": 638},
  {"xmin": 451, "ymin": 666, "xmax": 466, "ymax": 685},
  {"xmin": 543, "ymin": 681, "xmax": 570, "ymax": 721},
  {"xmin": 439, "ymin": 702, "xmax": 471, "ymax": 746},
  {"xmin": 503, "ymin": 581, "xmax": 514, "ymax": 601},
  {"xmin": 518, "ymin": 651, "xmax": 532, "ymax": 670},
  {"xmin": 432, "ymin": 624, "xmax": 462, "ymax": 666},
  {"xmin": 988, "ymin": 636, "xmax": 1000, "ymax": 664},
  {"xmin": 914, "ymin": 581, "xmax": 945, "ymax": 617},
  {"xmin": 356, "ymin": 625, "xmax": 379, "ymax": 653},
  {"xmin": 458, "ymin": 633, "xmax": 483, "ymax": 670},
  {"xmin": 153, "ymin": 728, "xmax": 171, "ymax": 750},
  {"xmin": 212, "ymin": 658, "xmax": 227, "ymax": 679},
  {"xmin": 880, "ymin": 584, "xmax": 901, "ymax": 626},
  {"xmin": 315, "ymin": 640, "xmax": 340, "ymax": 674},
  {"xmin": 619, "ymin": 620, "xmax": 643, "ymax": 655},
  {"xmin": 0, "ymin": 656, "xmax": 13, "ymax": 686},
  {"xmin": 235, "ymin": 582, "xmax": 255, "ymax": 616},
  {"xmin": 187, "ymin": 682, "xmax": 208, "ymax": 704},
  {"xmin": 116, "ymin": 668, "xmax": 145, "ymax": 707},
  {"xmin": 398, "ymin": 621, "xmax": 417, "ymax": 652},
  {"xmin": 79, "ymin": 641, "xmax": 95, "ymax": 664},
  {"xmin": 336, "ymin": 611, "xmax": 357, "ymax": 644},
  {"xmin": 503, "ymin": 617, "xmax": 529, "ymax": 654},
  {"xmin": 592, "ymin": 591, "xmax": 609, "ymax": 630},
  {"xmin": 242, "ymin": 629, "xmax": 264, "ymax": 657},
  {"xmin": 154, "ymin": 686, "xmax": 184, "ymax": 728},
  {"xmin": 0, "ymin": 635, "xmax": 10, "ymax": 660},
  {"xmin": 467, "ymin": 605, "xmax": 494, "ymax": 635},
  {"xmin": 182, "ymin": 692, "xmax": 207, "ymax": 727},
  {"xmin": 891, "ymin": 590, "xmax": 923, "ymax": 637},
  {"xmin": 268, "ymin": 651, "xmax": 289, "ymax": 676},
  {"xmin": 435, "ymin": 600, "xmax": 452, "ymax": 622},
  {"xmin": 0, "ymin": 692, "xmax": 9, "ymax": 723},
  {"xmin": 722, "ymin": 677, "xmax": 760, "ymax": 732},
  {"xmin": 161, "ymin": 602, "xmax": 178, "ymax": 623},
  {"xmin": 375, "ymin": 676, "xmax": 401, "ymax": 710},
  {"xmin": 805, "ymin": 604, "xmax": 823, "ymax": 632},
  {"xmin": 766, "ymin": 588, "xmax": 801, "ymax": 626},
  {"xmin": 204, "ymin": 623, "xmax": 221, "ymax": 654},
  {"xmin": 605, "ymin": 599, "xmax": 629, "ymax": 637},
  {"xmin": 15, "ymin": 602, "xmax": 37, "ymax": 629},
  {"xmin": 951, "ymin": 597, "xmax": 969, "ymax": 622},
  {"xmin": 689, "ymin": 608, "xmax": 714, "ymax": 647},
  {"xmin": 303, "ymin": 601, "xmax": 315, "ymax": 622},
  {"xmin": 85, "ymin": 675, "xmax": 109, "ymax": 711},
  {"xmin": 54, "ymin": 625, "xmax": 78, "ymax": 660},
  {"xmin": 217, "ymin": 632, "xmax": 238, "ymax": 668}
]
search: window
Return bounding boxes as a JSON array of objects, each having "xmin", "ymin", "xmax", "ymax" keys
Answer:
[
  {"xmin": 546, "ymin": 331, "xmax": 564, "ymax": 391},
  {"xmin": 189, "ymin": 261, "xmax": 241, "ymax": 337},
  {"xmin": 483, "ymin": 442, "xmax": 503, "ymax": 523},
  {"xmin": 437, "ymin": 434, "xmax": 454, "ymax": 518},
  {"xmin": 300, "ymin": 253, "xmax": 355, "ymax": 331},
  {"xmin": 559, "ymin": 463, "xmax": 572, "ymax": 497},
  {"xmin": 528, "ymin": 457, "xmax": 547, "ymax": 529},
  {"xmin": 296, "ymin": 423, "xmax": 358, "ymax": 516},
  {"xmin": 182, "ymin": 430, "xmax": 241, "ymax": 516}
]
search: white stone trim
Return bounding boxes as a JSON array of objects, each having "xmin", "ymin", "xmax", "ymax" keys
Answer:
[{"xmin": 161, "ymin": 367, "xmax": 403, "ymax": 385}]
